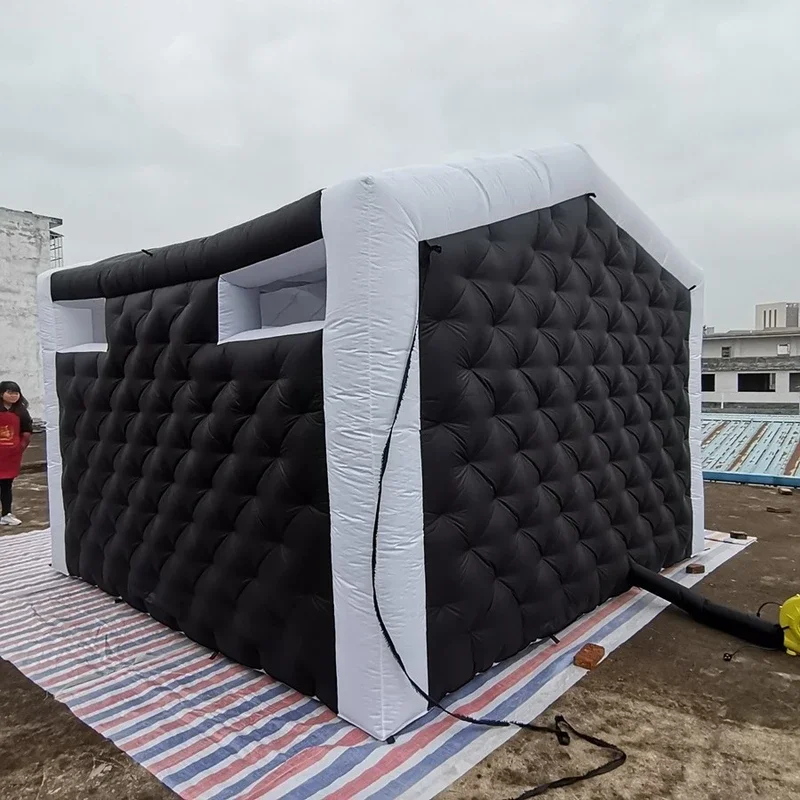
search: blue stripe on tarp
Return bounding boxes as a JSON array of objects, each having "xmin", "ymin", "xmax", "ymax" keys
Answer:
[
  {"xmin": 134, "ymin": 682, "xmax": 303, "ymax": 764},
  {"xmin": 83, "ymin": 668, "xmax": 257, "ymax": 727},
  {"xmin": 704, "ymin": 470, "xmax": 800, "ymax": 487},
  {"xmin": 162, "ymin": 700, "xmax": 347, "ymax": 796},
  {"xmin": 21, "ymin": 627, "xmax": 168, "ymax": 677},
  {"xmin": 114, "ymin": 676, "xmax": 287, "ymax": 745},
  {"xmin": 1, "ymin": 598, "xmax": 134, "ymax": 652},
  {"xmin": 58, "ymin": 644, "xmax": 201, "ymax": 704}
]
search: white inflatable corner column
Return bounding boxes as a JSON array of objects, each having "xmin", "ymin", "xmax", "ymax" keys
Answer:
[
  {"xmin": 37, "ymin": 268, "xmax": 68, "ymax": 575},
  {"xmin": 322, "ymin": 176, "xmax": 429, "ymax": 740},
  {"xmin": 36, "ymin": 265, "xmax": 108, "ymax": 576}
]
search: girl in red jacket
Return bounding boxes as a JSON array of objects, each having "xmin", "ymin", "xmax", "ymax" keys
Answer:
[{"xmin": 0, "ymin": 381, "xmax": 33, "ymax": 527}]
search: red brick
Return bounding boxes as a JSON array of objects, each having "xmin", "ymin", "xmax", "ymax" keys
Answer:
[{"xmin": 573, "ymin": 643, "xmax": 605, "ymax": 670}]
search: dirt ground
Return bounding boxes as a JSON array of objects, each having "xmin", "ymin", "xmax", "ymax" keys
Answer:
[{"xmin": 1, "ymin": 438, "xmax": 799, "ymax": 799}]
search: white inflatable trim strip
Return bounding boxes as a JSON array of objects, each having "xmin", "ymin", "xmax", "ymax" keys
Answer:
[
  {"xmin": 217, "ymin": 241, "xmax": 327, "ymax": 344},
  {"xmin": 36, "ymin": 263, "xmax": 101, "ymax": 576}
]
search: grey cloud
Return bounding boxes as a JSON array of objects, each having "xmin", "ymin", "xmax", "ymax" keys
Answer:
[{"xmin": 1, "ymin": 0, "xmax": 798, "ymax": 329}]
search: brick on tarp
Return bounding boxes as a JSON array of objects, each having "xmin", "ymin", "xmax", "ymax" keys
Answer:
[
  {"xmin": 573, "ymin": 643, "xmax": 605, "ymax": 670},
  {"xmin": 686, "ymin": 563, "xmax": 706, "ymax": 574}
]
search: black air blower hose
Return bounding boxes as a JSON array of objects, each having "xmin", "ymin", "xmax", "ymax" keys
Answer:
[{"xmin": 628, "ymin": 561, "xmax": 784, "ymax": 650}]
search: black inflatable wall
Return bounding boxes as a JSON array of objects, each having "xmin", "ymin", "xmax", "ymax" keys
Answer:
[
  {"xmin": 52, "ymin": 194, "xmax": 339, "ymax": 710},
  {"xmin": 419, "ymin": 196, "xmax": 693, "ymax": 700}
]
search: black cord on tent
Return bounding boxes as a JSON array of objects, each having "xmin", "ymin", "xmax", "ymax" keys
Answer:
[{"xmin": 368, "ymin": 240, "xmax": 626, "ymax": 797}]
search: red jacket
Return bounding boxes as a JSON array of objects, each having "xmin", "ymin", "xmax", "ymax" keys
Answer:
[{"xmin": 0, "ymin": 407, "xmax": 32, "ymax": 480}]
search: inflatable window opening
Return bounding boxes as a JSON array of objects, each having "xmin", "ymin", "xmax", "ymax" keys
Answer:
[{"xmin": 37, "ymin": 144, "xmax": 704, "ymax": 741}]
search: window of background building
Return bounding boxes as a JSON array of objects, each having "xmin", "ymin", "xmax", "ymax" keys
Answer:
[
  {"xmin": 778, "ymin": 343, "xmax": 790, "ymax": 356},
  {"xmin": 738, "ymin": 372, "xmax": 775, "ymax": 392},
  {"xmin": 790, "ymin": 373, "xmax": 800, "ymax": 392},
  {"xmin": 721, "ymin": 346, "xmax": 731, "ymax": 357},
  {"xmin": 701, "ymin": 374, "xmax": 716, "ymax": 391}
]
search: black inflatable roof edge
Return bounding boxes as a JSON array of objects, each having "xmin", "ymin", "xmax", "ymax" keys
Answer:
[{"xmin": 51, "ymin": 190, "xmax": 322, "ymax": 302}]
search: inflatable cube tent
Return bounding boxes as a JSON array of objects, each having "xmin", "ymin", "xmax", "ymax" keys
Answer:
[{"xmin": 38, "ymin": 144, "xmax": 705, "ymax": 740}]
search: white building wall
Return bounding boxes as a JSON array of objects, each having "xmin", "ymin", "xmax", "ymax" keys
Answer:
[
  {"xmin": 776, "ymin": 371, "xmax": 791, "ymax": 393},
  {"xmin": 703, "ymin": 334, "xmax": 800, "ymax": 358},
  {"xmin": 703, "ymin": 389, "xmax": 800, "ymax": 408},
  {"xmin": 0, "ymin": 207, "xmax": 62, "ymax": 421},
  {"xmin": 713, "ymin": 372, "xmax": 738, "ymax": 393},
  {"xmin": 755, "ymin": 302, "xmax": 789, "ymax": 330}
]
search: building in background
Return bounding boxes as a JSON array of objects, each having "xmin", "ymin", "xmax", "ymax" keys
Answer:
[
  {"xmin": 703, "ymin": 303, "xmax": 800, "ymax": 414},
  {"xmin": 754, "ymin": 302, "xmax": 799, "ymax": 331},
  {"xmin": 0, "ymin": 207, "xmax": 63, "ymax": 421}
]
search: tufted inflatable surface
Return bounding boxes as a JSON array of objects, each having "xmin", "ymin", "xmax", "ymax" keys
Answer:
[
  {"xmin": 55, "ymin": 278, "xmax": 336, "ymax": 708},
  {"xmin": 419, "ymin": 195, "xmax": 693, "ymax": 700}
]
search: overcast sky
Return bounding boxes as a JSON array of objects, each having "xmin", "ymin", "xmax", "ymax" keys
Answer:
[{"xmin": 2, "ymin": 0, "xmax": 798, "ymax": 330}]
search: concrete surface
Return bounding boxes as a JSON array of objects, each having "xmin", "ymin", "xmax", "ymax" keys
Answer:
[
  {"xmin": 0, "ymin": 207, "xmax": 62, "ymax": 421},
  {"xmin": 1, "ymin": 479, "xmax": 799, "ymax": 799}
]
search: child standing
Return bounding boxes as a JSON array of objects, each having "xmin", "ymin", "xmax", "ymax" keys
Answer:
[{"xmin": 0, "ymin": 381, "xmax": 33, "ymax": 526}]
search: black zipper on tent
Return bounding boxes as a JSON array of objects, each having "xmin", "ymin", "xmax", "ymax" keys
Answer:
[{"xmin": 368, "ymin": 239, "xmax": 626, "ymax": 797}]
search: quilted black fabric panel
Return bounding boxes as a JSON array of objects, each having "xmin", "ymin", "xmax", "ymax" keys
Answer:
[
  {"xmin": 55, "ymin": 278, "xmax": 336, "ymax": 708},
  {"xmin": 419, "ymin": 195, "xmax": 693, "ymax": 700}
]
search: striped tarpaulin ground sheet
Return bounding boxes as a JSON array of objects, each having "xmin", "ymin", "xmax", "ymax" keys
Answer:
[{"xmin": 0, "ymin": 530, "xmax": 750, "ymax": 799}]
